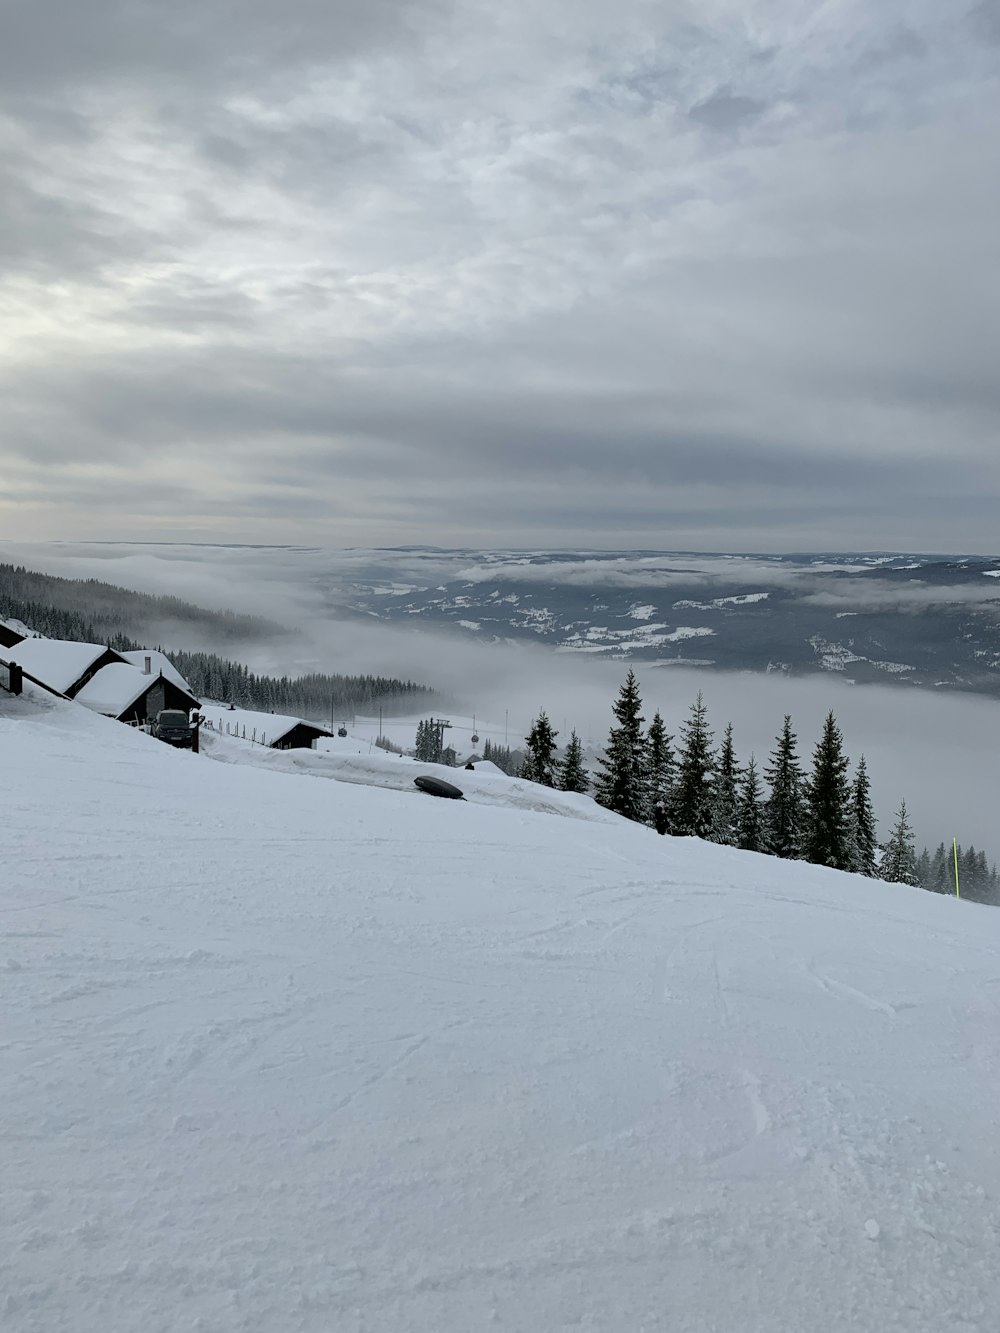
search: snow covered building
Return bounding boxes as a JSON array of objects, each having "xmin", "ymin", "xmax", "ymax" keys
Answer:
[
  {"xmin": 2, "ymin": 638, "xmax": 127, "ymax": 698},
  {"xmin": 199, "ymin": 703, "xmax": 333, "ymax": 750},
  {"xmin": 118, "ymin": 649, "xmax": 195, "ymax": 695},
  {"xmin": 75, "ymin": 662, "xmax": 201, "ymax": 725},
  {"xmin": 1, "ymin": 635, "xmax": 200, "ymax": 722},
  {"xmin": 0, "ymin": 618, "xmax": 27, "ymax": 650}
]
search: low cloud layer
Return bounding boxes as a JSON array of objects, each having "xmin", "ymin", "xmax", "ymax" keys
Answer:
[{"xmin": 1, "ymin": 2, "xmax": 998, "ymax": 548}]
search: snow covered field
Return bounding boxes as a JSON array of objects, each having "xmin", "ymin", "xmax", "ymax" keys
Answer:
[{"xmin": 3, "ymin": 686, "xmax": 1000, "ymax": 1331}]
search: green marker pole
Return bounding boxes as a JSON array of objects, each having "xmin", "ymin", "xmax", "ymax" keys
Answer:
[{"xmin": 953, "ymin": 838, "xmax": 961, "ymax": 899}]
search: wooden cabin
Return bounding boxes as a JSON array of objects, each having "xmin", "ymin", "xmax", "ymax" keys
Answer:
[
  {"xmin": 75, "ymin": 664, "xmax": 201, "ymax": 725},
  {"xmin": 2, "ymin": 638, "xmax": 127, "ymax": 697}
]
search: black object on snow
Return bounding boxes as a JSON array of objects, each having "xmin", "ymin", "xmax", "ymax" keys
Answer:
[{"xmin": 414, "ymin": 775, "xmax": 465, "ymax": 800}]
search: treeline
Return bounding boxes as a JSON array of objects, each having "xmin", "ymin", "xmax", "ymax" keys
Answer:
[
  {"xmin": 165, "ymin": 649, "xmax": 432, "ymax": 721},
  {"xmin": 411, "ymin": 723, "xmax": 523, "ymax": 774},
  {"xmin": 0, "ymin": 596, "xmax": 101, "ymax": 644},
  {"xmin": 0, "ymin": 563, "xmax": 278, "ymax": 644},
  {"xmin": 413, "ymin": 718, "xmax": 459, "ymax": 765},
  {"xmin": 916, "ymin": 843, "xmax": 998, "ymax": 900},
  {"xmin": 482, "ymin": 738, "xmax": 519, "ymax": 775},
  {"xmin": 518, "ymin": 670, "xmax": 999, "ymax": 906}
]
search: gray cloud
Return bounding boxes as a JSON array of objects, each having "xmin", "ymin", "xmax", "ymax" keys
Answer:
[
  {"xmin": 689, "ymin": 91, "xmax": 767, "ymax": 131},
  {"xmin": 0, "ymin": 1, "xmax": 997, "ymax": 549},
  {"xmin": 971, "ymin": 0, "xmax": 1000, "ymax": 42},
  {"xmin": 0, "ymin": 0, "xmax": 434, "ymax": 95}
]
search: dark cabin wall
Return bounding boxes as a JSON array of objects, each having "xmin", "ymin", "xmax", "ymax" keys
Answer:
[
  {"xmin": 117, "ymin": 677, "xmax": 201, "ymax": 725},
  {"xmin": 0, "ymin": 623, "xmax": 26, "ymax": 650},
  {"xmin": 271, "ymin": 722, "xmax": 332, "ymax": 751}
]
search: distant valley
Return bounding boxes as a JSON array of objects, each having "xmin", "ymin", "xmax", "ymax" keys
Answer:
[{"xmin": 314, "ymin": 549, "xmax": 1000, "ymax": 697}]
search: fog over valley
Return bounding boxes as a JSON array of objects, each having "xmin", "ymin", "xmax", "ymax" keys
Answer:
[{"xmin": 5, "ymin": 540, "xmax": 999, "ymax": 857}]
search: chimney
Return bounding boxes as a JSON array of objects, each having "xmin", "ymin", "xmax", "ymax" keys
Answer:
[{"xmin": 143, "ymin": 655, "xmax": 151, "ymax": 675}]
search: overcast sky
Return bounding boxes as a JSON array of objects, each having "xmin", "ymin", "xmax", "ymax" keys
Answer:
[{"xmin": 2, "ymin": 1, "xmax": 998, "ymax": 550}]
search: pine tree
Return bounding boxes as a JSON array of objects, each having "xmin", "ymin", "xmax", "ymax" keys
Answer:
[
  {"xmin": 557, "ymin": 729, "xmax": 589, "ymax": 794},
  {"xmin": 958, "ymin": 846, "xmax": 994, "ymax": 903},
  {"xmin": 483, "ymin": 738, "xmax": 516, "ymax": 775},
  {"xmin": 914, "ymin": 847, "xmax": 932, "ymax": 889},
  {"xmin": 847, "ymin": 755, "xmax": 878, "ymax": 876},
  {"xmin": 670, "ymin": 691, "xmax": 715, "ymax": 839},
  {"xmin": 930, "ymin": 842, "xmax": 950, "ymax": 893},
  {"xmin": 736, "ymin": 754, "xmax": 765, "ymax": 852},
  {"xmin": 644, "ymin": 710, "xmax": 675, "ymax": 829},
  {"xmin": 710, "ymin": 722, "xmax": 741, "ymax": 846},
  {"xmin": 880, "ymin": 800, "xmax": 918, "ymax": 886},
  {"xmin": 802, "ymin": 711, "xmax": 852, "ymax": 870},
  {"xmin": 523, "ymin": 710, "xmax": 559, "ymax": 786},
  {"xmin": 415, "ymin": 717, "xmax": 444, "ymax": 763},
  {"xmin": 593, "ymin": 669, "xmax": 648, "ymax": 823},
  {"xmin": 763, "ymin": 715, "xmax": 805, "ymax": 859},
  {"xmin": 976, "ymin": 851, "xmax": 993, "ymax": 904}
]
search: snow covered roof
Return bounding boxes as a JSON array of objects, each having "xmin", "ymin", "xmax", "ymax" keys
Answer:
[
  {"xmin": 75, "ymin": 664, "xmax": 163, "ymax": 717},
  {"xmin": 4, "ymin": 638, "xmax": 115, "ymax": 694},
  {"xmin": 119, "ymin": 649, "xmax": 193, "ymax": 694},
  {"xmin": 199, "ymin": 703, "xmax": 331, "ymax": 747},
  {"xmin": 0, "ymin": 616, "xmax": 31, "ymax": 644}
]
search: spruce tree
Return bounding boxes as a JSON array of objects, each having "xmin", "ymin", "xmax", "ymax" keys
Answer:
[
  {"xmin": 415, "ymin": 719, "xmax": 429, "ymax": 760},
  {"xmin": 557, "ymin": 729, "xmax": 589, "ymax": 794},
  {"xmin": 763, "ymin": 715, "xmax": 805, "ymax": 859},
  {"xmin": 523, "ymin": 710, "xmax": 559, "ymax": 786},
  {"xmin": 736, "ymin": 754, "xmax": 765, "ymax": 853},
  {"xmin": 710, "ymin": 723, "xmax": 741, "ymax": 846},
  {"xmin": 847, "ymin": 755, "xmax": 878, "ymax": 876},
  {"xmin": 415, "ymin": 718, "xmax": 445, "ymax": 763},
  {"xmin": 977, "ymin": 851, "xmax": 993, "ymax": 903},
  {"xmin": 644, "ymin": 710, "xmax": 675, "ymax": 828},
  {"xmin": 880, "ymin": 800, "xmax": 918, "ymax": 886},
  {"xmin": 965, "ymin": 846, "xmax": 984, "ymax": 899},
  {"xmin": 670, "ymin": 691, "xmax": 715, "ymax": 839},
  {"xmin": 914, "ymin": 847, "xmax": 932, "ymax": 889},
  {"xmin": 930, "ymin": 842, "xmax": 950, "ymax": 893},
  {"xmin": 802, "ymin": 711, "xmax": 852, "ymax": 870},
  {"xmin": 483, "ymin": 738, "xmax": 515, "ymax": 775},
  {"xmin": 593, "ymin": 669, "xmax": 648, "ymax": 823}
]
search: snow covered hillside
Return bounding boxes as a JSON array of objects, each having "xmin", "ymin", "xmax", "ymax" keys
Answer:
[{"xmin": 3, "ymin": 687, "xmax": 1000, "ymax": 1332}]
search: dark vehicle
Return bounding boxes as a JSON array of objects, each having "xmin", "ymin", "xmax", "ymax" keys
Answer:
[{"xmin": 152, "ymin": 709, "xmax": 194, "ymax": 748}]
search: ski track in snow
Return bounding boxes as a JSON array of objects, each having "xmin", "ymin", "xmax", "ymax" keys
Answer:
[{"xmin": 2, "ymin": 686, "xmax": 1000, "ymax": 1331}]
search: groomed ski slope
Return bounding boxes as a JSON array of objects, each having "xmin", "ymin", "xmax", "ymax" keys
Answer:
[{"xmin": 3, "ymin": 688, "xmax": 1000, "ymax": 1332}]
